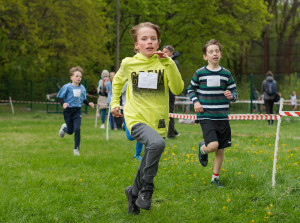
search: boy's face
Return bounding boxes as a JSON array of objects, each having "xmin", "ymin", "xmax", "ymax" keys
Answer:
[
  {"xmin": 135, "ymin": 27, "xmax": 159, "ymax": 59},
  {"xmin": 70, "ymin": 71, "xmax": 82, "ymax": 85},
  {"xmin": 203, "ymin": 44, "xmax": 222, "ymax": 66}
]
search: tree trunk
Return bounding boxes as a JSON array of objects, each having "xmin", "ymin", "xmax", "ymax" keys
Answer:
[{"xmin": 115, "ymin": 0, "xmax": 120, "ymax": 71}]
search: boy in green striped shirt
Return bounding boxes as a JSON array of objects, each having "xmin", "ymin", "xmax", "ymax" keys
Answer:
[{"xmin": 187, "ymin": 39, "xmax": 238, "ymax": 187}]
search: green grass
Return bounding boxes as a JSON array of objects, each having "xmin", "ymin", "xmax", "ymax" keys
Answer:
[{"xmin": 0, "ymin": 107, "xmax": 299, "ymax": 223}]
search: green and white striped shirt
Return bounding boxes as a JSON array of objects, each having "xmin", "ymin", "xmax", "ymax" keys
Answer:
[{"xmin": 187, "ymin": 66, "xmax": 238, "ymax": 120}]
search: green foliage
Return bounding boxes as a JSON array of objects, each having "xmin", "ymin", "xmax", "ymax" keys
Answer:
[
  {"xmin": 0, "ymin": 0, "xmax": 112, "ymax": 94},
  {"xmin": 106, "ymin": 0, "xmax": 270, "ymax": 87},
  {"xmin": 0, "ymin": 110, "xmax": 299, "ymax": 222}
]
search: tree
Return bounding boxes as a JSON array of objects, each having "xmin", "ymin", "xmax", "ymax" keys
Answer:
[
  {"xmin": 0, "ymin": 0, "xmax": 112, "ymax": 98},
  {"xmin": 261, "ymin": 0, "xmax": 300, "ymax": 75}
]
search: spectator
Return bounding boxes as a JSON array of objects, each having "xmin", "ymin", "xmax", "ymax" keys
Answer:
[
  {"xmin": 121, "ymin": 81, "xmax": 144, "ymax": 161},
  {"xmin": 97, "ymin": 70, "xmax": 110, "ymax": 129},
  {"xmin": 163, "ymin": 45, "xmax": 180, "ymax": 138},
  {"xmin": 290, "ymin": 90, "xmax": 297, "ymax": 111},
  {"xmin": 107, "ymin": 72, "xmax": 118, "ymax": 130},
  {"xmin": 261, "ymin": 71, "xmax": 277, "ymax": 125}
]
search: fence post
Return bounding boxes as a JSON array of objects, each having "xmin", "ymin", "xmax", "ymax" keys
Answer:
[
  {"xmin": 250, "ymin": 74, "xmax": 253, "ymax": 114},
  {"xmin": 272, "ymin": 98, "xmax": 284, "ymax": 188},
  {"xmin": 30, "ymin": 80, "xmax": 33, "ymax": 110}
]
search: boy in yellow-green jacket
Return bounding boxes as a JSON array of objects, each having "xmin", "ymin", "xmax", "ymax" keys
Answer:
[{"xmin": 110, "ymin": 22, "xmax": 184, "ymax": 214}]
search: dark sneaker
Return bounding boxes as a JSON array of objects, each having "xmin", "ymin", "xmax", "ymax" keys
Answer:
[
  {"xmin": 198, "ymin": 142, "xmax": 208, "ymax": 167},
  {"xmin": 135, "ymin": 186, "xmax": 154, "ymax": 210},
  {"xmin": 211, "ymin": 178, "xmax": 224, "ymax": 188},
  {"xmin": 125, "ymin": 186, "xmax": 140, "ymax": 215}
]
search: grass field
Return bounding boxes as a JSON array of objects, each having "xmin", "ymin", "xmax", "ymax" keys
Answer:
[{"xmin": 0, "ymin": 107, "xmax": 299, "ymax": 223}]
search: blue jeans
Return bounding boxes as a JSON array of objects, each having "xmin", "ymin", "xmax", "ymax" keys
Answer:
[
  {"xmin": 109, "ymin": 113, "xmax": 117, "ymax": 130},
  {"xmin": 100, "ymin": 109, "xmax": 106, "ymax": 124},
  {"xmin": 123, "ymin": 117, "xmax": 143, "ymax": 156},
  {"xmin": 63, "ymin": 107, "xmax": 81, "ymax": 150}
]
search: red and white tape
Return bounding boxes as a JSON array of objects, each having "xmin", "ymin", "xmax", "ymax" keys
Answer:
[
  {"xmin": 0, "ymin": 100, "xmax": 59, "ymax": 105},
  {"xmin": 169, "ymin": 113, "xmax": 280, "ymax": 120},
  {"xmin": 279, "ymin": 111, "xmax": 300, "ymax": 117}
]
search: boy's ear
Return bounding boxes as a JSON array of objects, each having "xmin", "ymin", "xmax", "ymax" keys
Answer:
[
  {"xmin": 134, "ymin": 42, "xmax": 139, "ymax": 49},
  {"xmin": 203, "ymin": 54, "xmax": 208, "ymax": 61}
]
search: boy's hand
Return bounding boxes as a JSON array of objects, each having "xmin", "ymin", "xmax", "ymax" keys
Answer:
[
  {"xmin": 194, "ymin": 101, "xmax": 204, "ymax": 113},
  {"xmin": 154, "ymin": 50, "xmax": 168, "ymax": 59},
  {"xmin": 111, "ymin": 107, "xmax": 123, "ymax": 118},
  {"xmin": 224, "ymin": 90, "xmax": 233, "ymax": 100},
  {"xmin": 89, "ymin": 102, "xmax": 94, "ymax": 109},
  {"xmin": 63, "ymin": 103, "xmax": 69, "ymax": 109}
]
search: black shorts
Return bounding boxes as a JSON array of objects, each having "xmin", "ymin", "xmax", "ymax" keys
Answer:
[{"xmin": 199, "ymin": 119, "xmax": 231, "ymax": 149}]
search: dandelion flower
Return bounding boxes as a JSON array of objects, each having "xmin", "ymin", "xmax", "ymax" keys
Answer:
[
  {"xmin": 251, "ymin": 174, "xmax": 254, "ymax": 178},
  {"xmin": 193, "ymin": 198, "xmax": 196, "ymax": 202},
  {"xmin": 79, "ymin": 179, "xmax": 83, "ymax": 181},
  {"xmin": 227, "ymin": 198, "xmax": 231, "ymax": 202},
  {"xmin": 251, "ymin": 220, "xmax": 254, "ymax": 223},
  {"xmin": 222, "ymin": 206, "xmax": 226, "ymax": 210},
  {"xmin": 268, "ymin": 212, "xmax": 271, "ymax": 215},
  {"xmin": 270, "ymin": 204, "xmax": 273, "ymax": 207}
]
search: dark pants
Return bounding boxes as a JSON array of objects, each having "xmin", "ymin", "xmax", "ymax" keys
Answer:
[
  {"xmin": 264, "ymin": 99, "xmax": 274, "ymax": 125},
  {"xmin": 168, "ymin": 91, "xmax": 178, "ymax": 137},
  {"xmin": 130, "ymin": 123, "xmax": 165, "ymax": 196},
  {"xmin": 63, "ymin": 107, "xmax": 81, "ymax": 150}
]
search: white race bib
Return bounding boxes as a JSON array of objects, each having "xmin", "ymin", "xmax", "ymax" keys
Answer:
[
  {"xmin": 138, "ymin": 72, "xmax": 158, "ymax": 89},
  {"xmin": 207, "ymin": 76, "xmax": 220, "ymax": 87},
  {"xmin": 73, "ymin": 89, "xmax": 81, "ymax": 97}
]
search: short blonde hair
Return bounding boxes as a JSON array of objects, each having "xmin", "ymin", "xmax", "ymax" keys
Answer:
[
  {"xmin": 202, "ymin": 39, "xmax": 223, "ymax": 55},
  {"xmin": 265, "ymin": 71, "xmax": 273, "ymax": 76},
  {"xmin": 130, "ymin": 22, "xmax": 161, "ymax": 43},
  {"xmin": 69, "ymin": 66, "xmax": 83, "ymax": 76}
]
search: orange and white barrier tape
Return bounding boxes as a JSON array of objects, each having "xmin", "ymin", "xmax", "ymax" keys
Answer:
[
  {"xmin": 279, "ymin": 111, "xmax": 300, "ymax": 117},
  {"xmin": 169, "ymin": 113, "xmax": 280, "ymax": 120},
  {"xmin": 0, "ymin": 99, "xmax": 60, "ymax": 105}
]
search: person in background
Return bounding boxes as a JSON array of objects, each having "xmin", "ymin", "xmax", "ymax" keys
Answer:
[
  {"xmin": 163, "ymin": 45, "xmax": 180, "ymax": 138},
  {"xmin": 57, "ymin": 66, "xmax": 94, "ymax": 156},
  {"xmin": 121, "ymin": 81, "xmax": 144, "ymax": 161},
  {"xmin": 261, "ymin": 71, "xmax": 277, "ymax": 125},
  {"xmin": 107, "ymin": 72, "xmax": 118, "ymax": 130},
  {"xmin": 252, "ymin": 88, "xmax": 260, "ymax": 113},
  {"xmin": 97, "ymin": 70, "xmax": 110, "ymax": 129},
  {"xmin": 290, "ymin": 90, "xmax": 297, "ymax": 111}
]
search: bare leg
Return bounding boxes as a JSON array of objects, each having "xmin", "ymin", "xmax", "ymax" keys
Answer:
[{"xmin": 213, "ymin": 149, "xmax": 225, "ymax": 174}]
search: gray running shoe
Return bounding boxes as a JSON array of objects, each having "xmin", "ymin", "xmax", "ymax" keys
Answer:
[
  {"xmin": 59, "ymin": 123, "xmax": 67, "ymax": 138},
  {"xmin": 211, "ymin": 178, "xmax": 224, "ymax": 188},
  {"xmin": 73, "ymin": 148, "xmax": 80, "ymax": 156},
  {"xmin": 198, "ymin": 142, "xmax": 208, "ymax": 167},
  {"xmin": 125, "ymin": 186, "xmax": 140, "ymax": 215},
  {"xmin": 135, "ymin": 186, "xmax": 154, "ymax": 210}
]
